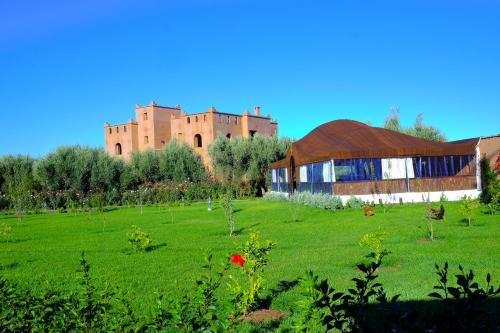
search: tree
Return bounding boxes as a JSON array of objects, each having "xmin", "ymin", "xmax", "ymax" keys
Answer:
[
  {"xmin": 383, "ymin": 109, "xmax": 446, "ymax": 142},
  {"xmin": 208, "ymin": 133, "xmax": 291, "ymax": 195},
  {"xmin": 0, "ymin": 155, "xmax": 36, "ymax": 219},
  {"xmin": 158, "ymin": 140, "xmax": 207, "ymax": 183}
]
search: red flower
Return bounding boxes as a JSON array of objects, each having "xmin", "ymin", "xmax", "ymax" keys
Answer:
[{"xmin": 230, "ymin": 254, "xmax": 245, "ymax": 267}]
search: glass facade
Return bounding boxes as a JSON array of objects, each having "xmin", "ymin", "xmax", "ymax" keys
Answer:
[
  {"xmin": 297, "ymin": 160, "xmax": 333, "ymax": 194},
  {"xmin": 270, "ymin": 167, "xmax": 289, "ymax": 193},
  {"xmin": 333, "ymin": 158, "xmax": 382, "ymax": 181},
  {"xmin": 412, "ymin": 155, "xmax": 475, "ymax": 178}
]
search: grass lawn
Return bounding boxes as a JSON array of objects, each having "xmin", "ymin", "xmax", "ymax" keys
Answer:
[{"xmin": 0, "ymin": 199, "xmax": 498, "ymax": 316}]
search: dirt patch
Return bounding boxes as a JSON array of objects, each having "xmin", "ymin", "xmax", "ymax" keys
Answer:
[
  {"xmin": 378, "ymin": 263, "xmax": 401, "ymax": 273},
  {"xmin": 241, "ymin": 309, "xmax": 287, "ymax": 323},
  {"xmin": 417, "ymin": 238, "xmax": 429, "ymax": 244}
]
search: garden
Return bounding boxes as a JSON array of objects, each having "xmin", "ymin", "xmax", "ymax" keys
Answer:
[{"xmin": 0, "ymin": 197, "xmax": 499, "ymax": 331}]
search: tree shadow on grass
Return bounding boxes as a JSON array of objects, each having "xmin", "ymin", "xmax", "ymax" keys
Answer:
[
  {"xmin": 0, "ymin": 238, "xmax": 31, "ymax": 244},
  {"xmin": 233, "ymin": 223, "xmax": 261, "ymax": 236},
  {"xmin": 0, "ymin": 262, "xmax": 19, "ymax": 271},
  {"xmin": 257, "ymin": 279, "xmax": 299, "ymax": 309},
  {"xmin": 458, "ymin": 218, "xmax": 485, "ymax": 227},
  {"xmin": 145, "ymin": 242, "xmax": 167, "ymax": 252}
]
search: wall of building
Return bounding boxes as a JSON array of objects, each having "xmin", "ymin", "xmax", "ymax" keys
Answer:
[
  {"xmin": 134, "ymin": 102, "xmax": 180, "ymax": 151},
  {"xmin": 104, "ymin": 121, "xmax": 138, "ymax": 158}
]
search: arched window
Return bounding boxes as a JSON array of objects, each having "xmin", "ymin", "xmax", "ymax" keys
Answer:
[
  {"xmin": 115, "ymin": 143, "xmax": 122, "ymax": 155},
  {"xmin": 194, "ymin": 134, "xmax": 202, "ymax": 147},
  {"xmin": 226, "ymin": 133, "xmax": 231, "ymax": 139},
  {"xmin": 187, "ymin": 117, "xmax": 191, "ymax": 124}
]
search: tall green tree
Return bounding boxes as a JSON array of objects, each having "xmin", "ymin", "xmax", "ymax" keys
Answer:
[
  {"xmin": 208, "ymin": 133, "xmax": 291, "ymax": 194},
  {"xmin": 158, "ymin": 140, "xmax": 208, "ymax": 182},
  {"xmin": 383, "ymin": 109, "xmax": 446, "ymax": 142},
  {"xmin": 0, "ymin": 155, "xmax": 37, "ymax": 217}
]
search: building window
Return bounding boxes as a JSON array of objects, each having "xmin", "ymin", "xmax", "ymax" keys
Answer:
[
  {"xmin": 218, "ymin": 114, "xmax": 221, "ymax": 123},
  {"xmin": 226, "ymin": 133, "xmax": 231, "ymax": 139},
  {"xmin": 115, "ymin": 143, "xmax": 122, "ymax": 155},
  {"xmin": 227, "ymin": 116, "xmax": 230, "ymax": 124},
  {"xmin": 195, "ymin": 116, "xmax": 199, "ymax": 122},
  {"xmin": 249, "ymin": 130, "xmax": 257, "ymax": 137},
  {"xmin": 116, "ymin": 127, "xmax": 119, "ymax": 133},
  {"xmin": 109, "ymin": 128, "xmax": 112, "ymax": 134},
  {"xmin": 123, "ymin": 126, "xmax": 127, "ymax": 132},
  {"xmin": 235, "ymin": 117, "xmax": 238, "ymax": 124},
  {"xmin": 187, "ymin": 117, "xmax": 191, "ymax": 124},
  {"xmin": 204, "ymin": 115, "xmax": 207, "ymax": 121},
  {"xmin": 161, "ymin": 140, "xmax": 165, "ymax": 145},
  {"xmin": 144, "ymin": 136, "xmax": 149, "ymax": 144},
  {"xmin": 143, "ymin": 113, "xmax": 148, "ymax": 121},
  {"xmin": 194, "ymin": 134, "xmax": 202, "ymax": 147}
]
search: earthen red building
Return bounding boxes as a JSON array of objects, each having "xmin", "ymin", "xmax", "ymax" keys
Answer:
[{"xmin": 104, "ymin": 102, "xmax": 278, "ymax": 166}]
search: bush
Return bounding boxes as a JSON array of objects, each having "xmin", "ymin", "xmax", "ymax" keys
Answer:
[
  {"xmin": 480, "ymin": 157, "xmax": 500, "ymax": 205},
  {"xmin": 289, "ymin": 192, "xmax": 343, "ymax": 211},
  {"xmin": 262, "ymin": 191, "xmax": 288, "ymax": 201},
  {"xmin": 127, "ymin": 225, "xmax": 152, "ymax": 252},
  {"xmin": 346, "ymin": 195, "xmax": 364, "ymax": 209}
]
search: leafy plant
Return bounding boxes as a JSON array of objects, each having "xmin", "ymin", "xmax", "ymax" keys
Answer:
[
  {"xmin": 358, "ymin": 231, "xmax": 389, "ymax": 264},
  {"xmin": 0, "ymin": 223, "xmax": 12, "ymax": 242},
  {"xmin": 460, "ymin": 195, "xmax": 479, "ymax": 226},
  {"xmin": 127, "ymin": 225, "xmax": 152, "ymax": 252},
  {"xmin": 228, "ymin": 232, "xmax": 274, "ymax": 316}
]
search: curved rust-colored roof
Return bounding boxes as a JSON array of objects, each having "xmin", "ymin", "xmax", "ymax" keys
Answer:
[{"xmin": 272, "ymin": 119, "xmax": 478, "ymax": 167}]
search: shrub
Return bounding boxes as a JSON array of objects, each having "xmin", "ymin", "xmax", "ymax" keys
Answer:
[
  {"xmin": 346, "ymin": 195, "xmax": 364, "ymax": 209},
  {"xmin": 0, "ymin": 223, "xmax": 12, "ymax": 242},
  {"xmin": 228, "ymin": 232, "xmax": 274, "ymax": 316},
  {"xmin": 289, "ymin": 192, "xmax": 343, "ymax": 211},
  {"xmin": 262, "ymin": 191, "xmax": 288, "ymax": 201},
  {"xmin": 480, "ymin": 157, "xmax": 500, "ymax": 204},
  {"xmin": 127, "ymin": 225, "xmax": 152, "ymax": 252}
]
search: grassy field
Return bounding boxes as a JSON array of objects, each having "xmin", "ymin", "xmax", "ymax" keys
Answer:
[{"xmin": 0, "ymin": 199, "xmax": 498, "ymax": 316}]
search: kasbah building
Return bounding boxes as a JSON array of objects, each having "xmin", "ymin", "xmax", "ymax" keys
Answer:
[{"xmin": 104, "ymin": 101, "xmax": 278, "ymax": 166}]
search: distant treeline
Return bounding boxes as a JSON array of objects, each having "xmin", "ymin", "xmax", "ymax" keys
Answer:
[{"xmin": 0, "ymin": 134, "xmax": 291, "ymax": 211}]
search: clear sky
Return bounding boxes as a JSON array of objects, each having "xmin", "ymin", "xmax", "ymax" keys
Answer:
[{"xmin": 1, "ymin": 0, "xmax": 499, "ymax": 157}]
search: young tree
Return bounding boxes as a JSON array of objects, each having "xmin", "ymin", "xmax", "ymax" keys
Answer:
[{"xmin": 460, "ymin": 195, "xmax": 480, "ymax": 227}]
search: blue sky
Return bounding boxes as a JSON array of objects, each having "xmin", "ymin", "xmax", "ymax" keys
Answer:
[{"xmin": 1, "ymin": 0, "xmax": 499, "ymax": 157}]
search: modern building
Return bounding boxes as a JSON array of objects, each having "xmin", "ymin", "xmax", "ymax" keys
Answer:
[
  {"xmin": 271, "ymin": 119, "xmax": 499, "ymax": 203},
  {"xmin": 104, "ymin": 102, "xmax": 278, "ymax": 166}
]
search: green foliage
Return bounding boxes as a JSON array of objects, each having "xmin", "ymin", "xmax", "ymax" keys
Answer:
[
  {"xmin": 383, "ymin": 109, "xmax": 446, "ymax": 142},
  {"xmin": 158, "ymin": 140, "xmax": 208, "ymax": 183},
  {"xmin": 127, "ymin": 225, "xmax": 152, "ymax": 252},
  {"xmin": 0, "ymin": 223, "xmax": 12, "ymax": 242},
  {"xmin": 228, "ymin": 232, "xmax": 274, "ymax": 316},
  {"xmin": 479, "ymin": 157, "xmax": 500, "ymax": 205},
  {"xmin": 208, "ymin": 133, "xmax": 291, "ymax": 195},
  {"xmin": 0, "ymin": 155, "xmax": 36, "ymax": 217},
  {"xmin": 358, "ymin": 231, "xmax": 389, "ymax": 264},
  {"xmin": 346, "ymin": 195, "xmax": 364, "ymax": 209},
  {"xmin": 428, "ymin": 262, "xmax": 500, "ymax": 332},
  {"xmin": 289, "ymin": 192, "xmax": 343, "ymax": 211},
  {"xmin": 459, "ymin": 195, "xmax": 480, "ymax": 227},
  {"xmin": 219, "ymin": 193, "xmax": 235, "ymax": 236}
]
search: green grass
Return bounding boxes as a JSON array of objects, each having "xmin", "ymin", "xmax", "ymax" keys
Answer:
[{"xmin": 0, "ymin": 200, "xmax": 498, "ymax": 316}]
